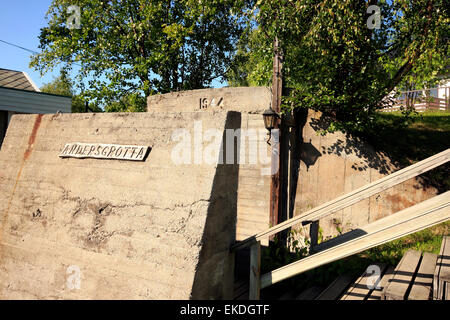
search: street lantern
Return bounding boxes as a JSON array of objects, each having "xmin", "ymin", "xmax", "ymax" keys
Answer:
[
  {"xmin": 263, "ymin": 107, "xmax": 279, "ymax": 131},
  {"xmin": 263, "ymin": 107, "xmax": 279, "ymax": 145}
]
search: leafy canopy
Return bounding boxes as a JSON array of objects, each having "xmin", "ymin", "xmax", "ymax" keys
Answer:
[
  {"xmin": 227, "ymin": 0, "xmax": 449, "ymax": 133},
  {"xmin": 40, "ymin": 69, "xmax": 102, "ymax": 113},
  {"xmin": 31, "ymin": 0, "xmax": 253, "ymax": 108}
]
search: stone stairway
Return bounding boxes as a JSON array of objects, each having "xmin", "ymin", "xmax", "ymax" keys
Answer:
[{"xmin": 234, "ymin": 236, "xmax": 449, "ymax": 300}]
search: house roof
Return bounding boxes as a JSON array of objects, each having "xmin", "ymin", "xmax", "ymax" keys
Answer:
[{"xmin": 0, "ymin": 68, "xmax": 40, "ymax": 92}]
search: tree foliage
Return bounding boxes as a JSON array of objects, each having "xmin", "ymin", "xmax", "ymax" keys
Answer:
[
  {"xmin": 40, "ymin": 69, "xmax": 73, "ymax": 97},
  {"xmin": 31, "ymin": 0, "xmax": 253, "ymax": 108},
  {"xmin": 103, "ymin": 92, "xmax": 147, "ymax": 112},
  {"xmin": 227, "ymin": 0, "xmax": 449, "ymax": 133},
  {"xmin": 40, "ymin": 69, "xmax": 102, "ymax": 113}
]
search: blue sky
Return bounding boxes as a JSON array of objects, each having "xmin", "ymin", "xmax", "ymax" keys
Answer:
[
  {"xmin": 0, "ymin": 1, "xmax": 225, "ymax": 92},
  {"xmin": 0, "ymin": 0, "xmax": 61, "ymax": 89}
]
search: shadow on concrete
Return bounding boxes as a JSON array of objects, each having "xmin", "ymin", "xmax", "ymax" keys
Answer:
[
  {"xmin": 289, "ymin": 108, "xmax": 309, "ymax": 220},
  {"xmin": 309, "ymin": 114, "xmax": 393, "ymax": 175},
  {"xmin": 320, "ymin": 136, "xmax": 393, "ymax": 175},
  {"xmin": 307, "ymin": 111, "xmax": 450, "ymax": 194},
  {"xmin": 190, "ymin": 111, "xmax": 241, "ymax": 299},
  {"xmin": 300, "ymin": 141, "xmax": 322, "ymax": 170}
]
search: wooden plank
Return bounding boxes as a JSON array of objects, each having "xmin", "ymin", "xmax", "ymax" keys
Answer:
[
  {"xmin": 367, "ymin": 266, "xmax": 395, "ymax": 300},
  {"xmin": 259, "ymin": 191, "xmax": 450, "ymax": 289},
  {"xmin": 438, "ymin": 236, "xmax": 450, "ymax": 281},
  {"xmin": 433, "ymin": 236, "xmax": 449, "ymax": 300},
  {"xmin": 434, "ymin": 237, "xmax": 443, "ymax": 300},
  {"xmin": 445, "ymin": 282, "xmax": 449, "ymax": 300},
  {"xmin": 249, "ymin": 241, "xmax": 261, "ymax": 300},
  {"xmin": 433, "ymin": 274, "xmax": 441, "ymax": 300},
  {"xmin": 408, "ymin": 252, "xmax": 437, "ymax": 300},
  {"xmin": 309, "ymin": 220, "xmax": 319, "ymax": 253},
  {"xmin": 383, "ymin": 250, "xmax": 422, "ymax": 300},
  {"xmin": 341, "ymin": 263, "xmax": 387, "ymax": 300},
  {"xmin": 438, "ymin": 279, "xmax": 445, "ymax": 301},
  {"xmin": 295, "ymin": 286, "xmax": 324, "ymax": 300},
  {"xmin": 234, "ymin": 290, "xmax": 249, "ymax": 300},
  {"xmin": 315, "ymin": 275, "xmax": 353, "ymax": 300},
  {"xmin": 231, "ymin": 149, "xmax": 450, "ymax": 251},
  {"xmin": 277, "ymin": 291, "xmax": 297, "ymax": 300}
]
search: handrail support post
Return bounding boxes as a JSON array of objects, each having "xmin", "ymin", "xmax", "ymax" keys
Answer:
[
  {"xmin": 249, "ymin": 241, "xmax": 261, "ymax": 300},
  {"xmin": 309, "ymin": 220, "xmax": 319, "ymax": 253}
]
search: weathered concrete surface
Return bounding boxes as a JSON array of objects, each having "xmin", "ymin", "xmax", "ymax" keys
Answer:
[
  {"xmin": 0, "ymin": 111, "xmax": 240, "ymax": 299},
  {"xmin": 294, "ymin": 109, "xmax": 438, "ymax": 241},
  {"xmin": 147, "ymin": 88, "xmax": 438, "ymax": 245},
  {"xmin": 148, "ymin": 87, "xmax": 272, "ymax": 244},
  {"xmin": 147, "ymin": 86, "xmax": 271, "ymax": 114},
  {"xmin": 235, "ymin": 113, "xmax": 271, "ymax": 243}
]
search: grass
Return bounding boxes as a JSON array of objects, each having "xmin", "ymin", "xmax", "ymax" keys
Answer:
[
  {"xmin": 408, "ymin": 111, "xmax": 450, "ymax": 132},
  {"xmin": 360, "ymin": 221, "xmax": 450, "ymax": 265},
  {"xmin": 365, "ymin": 111, "xmax": 450, "ymax": 192},
  {"xmin": 260, "ymin": 111, "xmax": 450, "ymax": 298}
]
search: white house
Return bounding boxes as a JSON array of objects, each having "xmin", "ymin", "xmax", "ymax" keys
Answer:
[{"xmin": 0, "ymin": 68, "xmax": 72, "ymax": 148}]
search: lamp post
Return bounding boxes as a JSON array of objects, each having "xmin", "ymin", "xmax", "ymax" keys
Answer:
[{"xmin": 263, "ymin": 107, "xmax": 279, "ymax": 145}]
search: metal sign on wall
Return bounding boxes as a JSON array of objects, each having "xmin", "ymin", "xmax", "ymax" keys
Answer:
[{"xmin": 59, "ymin": 142, "xmax": 150, "ymax": 161}]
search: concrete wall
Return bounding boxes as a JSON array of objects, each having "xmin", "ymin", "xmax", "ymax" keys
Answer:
[
  {"xmin": 147, "ymin": 87, "xmax": 438, "ymax": 246},
  {"xmin": 236, "ymin": 113, "xmax": 271, "ymax": 242},
  {"xmin": 294, "ymin": 110, "xmax": 437, "ymax": 241},
  {"xmin": 148, "ymin": 87, "xmax": 272, "ymax": 244},
  {"xmin": 147, "ymin": 86, "xmax": 271, "ymax": 114},
  {"xmin": 0, "ymin": 111, "xmax": 240, "ymax": 299}
]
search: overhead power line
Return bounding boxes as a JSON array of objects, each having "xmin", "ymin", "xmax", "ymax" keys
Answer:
[
  {"xmin": 0, "ymin": 39, "xmax": 39, "ymax": 55},
  {"xmin": 0, "ymin": 39, "xmax": 82, "ymax": 67}
]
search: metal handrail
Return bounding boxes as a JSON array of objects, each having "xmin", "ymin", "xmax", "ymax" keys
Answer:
[
  {"xmin": 231, "ymin": 148, "xmax": 450, "ymax": 252},
  {"xmin": 233, "ymin": 148, "xmax": 450, "ymax": 299}
]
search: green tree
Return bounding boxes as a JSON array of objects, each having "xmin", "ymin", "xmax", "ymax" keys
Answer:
[
  {"xmin": 104, "ymin": 92, "xmax": 147, "ymax": 112},
  {"xmin": 31, "ymin": 0, "xmax": 253, "ymax": 108},
  {"xmin": 40, "ymin": 69, "xmax": 102, "ymax": 113},
  {"xmin": 40, "ymin": 69, "xmax": 73, "ymax": 96},
  {"xmin": 227, "ymin": 0, "xmax": 449, "ymax": 133},
  {"xmin": 227, "ymin": 27, "xmax": 273, "ymax": 87}
]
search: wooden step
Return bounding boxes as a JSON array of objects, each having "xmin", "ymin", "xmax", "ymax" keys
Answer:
[
  {"xmin": 382, "ymin": 249, "xmax": 422, "ymax": 300},
  {"xmin": 408, "ymin": 252, "xmax": 437, "ymax": 300},
  {"xmin": 366, "ymin": 265, "xmax": 395, "ymax": 300},
  {"xmin": 315, "ymin": 275, "xmax": 353, "ymax": 300},
  {"xmin": 295, "ymin": 286, "xmax": 324, "ymax": 300},
  {"xmin": 434, "ymin": 236, "xmax": 450, "ymax": 300},
  {"xmin": 341, "ymin": 263, "xmax": 387, "ymax": 300},
  {"xmin": 277, "ymin": 291, "xmax": 298, "ymax": 300},
  {"xmin": 233, "ymin": 280, "xmax": 249, "ymax": 300}
]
